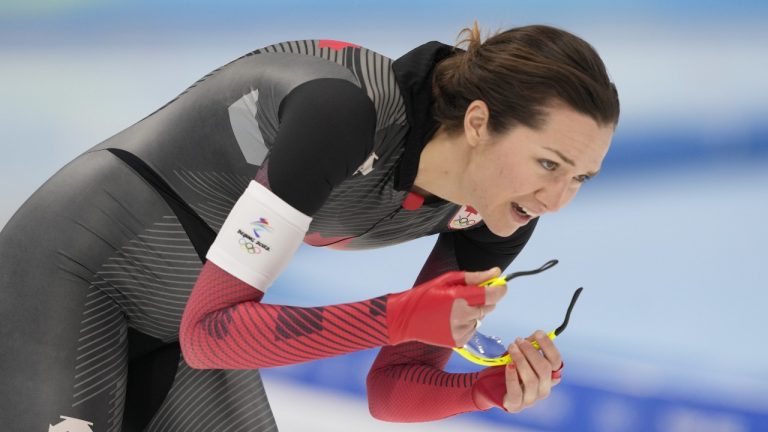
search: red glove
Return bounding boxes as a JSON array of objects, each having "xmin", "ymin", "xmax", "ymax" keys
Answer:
[{"xmin": 386, "ymin": 271, "xmax": 485, "ymax": 347}]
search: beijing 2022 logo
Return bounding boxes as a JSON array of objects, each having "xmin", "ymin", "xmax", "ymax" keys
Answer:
[{"xmin": 237, "ymin": 218, "xmax": 273, "ymax": 254}]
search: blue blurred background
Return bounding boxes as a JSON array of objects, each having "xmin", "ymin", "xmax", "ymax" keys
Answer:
[{"xmin": 1, "ymin": 1, "xmax": 767, "ymax": 431}]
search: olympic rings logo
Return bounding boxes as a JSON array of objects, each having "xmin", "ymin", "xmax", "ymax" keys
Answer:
[
  {"xmin": 239, "ymin": 237, "xmax": 261, "ymax": 254},
  {"xmin": 454, "ymin": 216, "xmax": 477, "ymax": 227}
]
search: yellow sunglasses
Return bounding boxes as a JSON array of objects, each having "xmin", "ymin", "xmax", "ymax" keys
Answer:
[{"xmin": 453, "ymin": 259, "xmax": 583, "ymax": 366}]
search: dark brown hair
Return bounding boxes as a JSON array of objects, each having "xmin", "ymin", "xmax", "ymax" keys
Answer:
[{"xmin": 432, "ymin": 22, "xmax": 620, "ymax": 134}]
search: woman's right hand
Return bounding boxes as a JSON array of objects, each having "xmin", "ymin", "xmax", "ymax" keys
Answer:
[{"xmin": 386, "ymin": 268, "xmax": 507, "ymax": 347}]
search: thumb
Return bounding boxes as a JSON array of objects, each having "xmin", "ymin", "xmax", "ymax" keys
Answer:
[{"xmin": 464, "ymin": 267, "xmax": 501, "ymax": 286}]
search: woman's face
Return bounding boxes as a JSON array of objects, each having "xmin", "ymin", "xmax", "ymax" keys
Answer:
[{"xmin": 463, "ymin": 102, "xmax": 614, "ymax": 237}]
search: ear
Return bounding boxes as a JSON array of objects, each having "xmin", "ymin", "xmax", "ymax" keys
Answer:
[{"xmin": 464, "ymin": 100, "xmax": 490, "ymax": 148}]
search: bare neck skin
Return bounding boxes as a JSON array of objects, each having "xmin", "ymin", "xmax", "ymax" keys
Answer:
[{"xmin": 412, "ymin": 126, "xmax": 470, "ymax": 204}]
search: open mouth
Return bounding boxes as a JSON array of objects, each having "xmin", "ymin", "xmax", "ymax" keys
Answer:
[{"xmin": 511, "ymin": 202, "xmax": 531, "ymax": 218}]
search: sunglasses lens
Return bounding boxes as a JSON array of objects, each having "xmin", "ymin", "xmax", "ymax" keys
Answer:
[{"xmin": 465, "ymin": 331, "xmax": 507, "ymax": 359}]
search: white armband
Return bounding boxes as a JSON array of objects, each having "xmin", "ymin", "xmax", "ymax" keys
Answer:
[{"xmin": 206, "ymin": 180, "xmax": 312, "ymax": 291}]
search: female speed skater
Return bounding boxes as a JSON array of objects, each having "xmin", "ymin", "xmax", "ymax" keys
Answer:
[{"xmin": 0, "ymin": 22, "xmax": 619, "ymax": 431}]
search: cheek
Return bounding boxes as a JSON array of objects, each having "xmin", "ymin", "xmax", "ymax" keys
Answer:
[
  {"xmin": 562, "ymin": 185, "xmax": 581, "ymax": 207},
  {"xmin": 497, "ymin": 167, "xmax": 535, "ymax": 200},
  {"xmin": 473, "ymin": 148, "xmax": 527, "ymax": 206},
  {"xmin": 469, "ymin": 157, "xmax": 504, "ymax": 199},
  {"xmin": 488, "ymin": 168, "xmax": 518, "ymax": 205}
]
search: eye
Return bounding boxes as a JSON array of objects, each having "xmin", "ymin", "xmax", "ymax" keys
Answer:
[
  {"xmin": 574, "ymin": 174, "xmax": 592, "ymax": 183},
  {"xmin": 539, "ymin": 159, "xmax": 558, "ymax": 171}
]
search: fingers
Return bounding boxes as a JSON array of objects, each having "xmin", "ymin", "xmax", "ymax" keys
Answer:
[
  {"xmin": 449, "ymin": 302, "xmax": 496, "ymax": 347},
  {"xmin": 445, "ymin": 267, "xmax": 506, "ymax": 346},
  {"xmin": 484, "ymin": 283, "xmax": 507, "ymax": 306},
  {"xmin": 448, "ymin": 267, "xmax": 504, "ymax": 345},
  {"xmin": 504, "ymin": 336, "xmax": 558, "ymax": 411},
  {"xmin": 452, "ymin": 302, "xmax": 493, "ymax": 321},
  {"xmin": 463, "ymin": 267, "xmax": 501, "ymax": 285},
  {"xmin": 478, "ymin": 304, "xmax": 495, "ymax": 320},
  {"xmin": 516, "ymin": 337, "xmax": 553, "ymax": 400},
  {"xmin": 550, "ymin": 361, "xmax": 563, "ymax": 385},
  {"xmin": 529, "ymin": 330, "xmax": 563, "ymax": 374},
  {"xmin": 454, "ymin": 267, "xmax": 507, "ymax": 307},
  {"xmin": 507, "ymin": 341, "xmax": 540, "ymax": 408},
  {"xmin": 503, "ymin": 363, "xmax": 524, "ymax": 413},
  {"xmin": 434, "ymin": 270, "xmax": 473, "ymax": 286},
  {"xmin": 453, "ymin": 284, "xmax": 507, "ymax": 307},
  {"xmin": 452, "ymin": 323, "xmax": 477, "ymax": 347}
]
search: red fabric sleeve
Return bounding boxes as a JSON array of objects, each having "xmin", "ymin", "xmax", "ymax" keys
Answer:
[
  {"xmin": 366, "ymin": 227, "xmax": 533, "ymax": 421},
  {"xmin": 367, "ymin": 343, "xmax": 511, "ymax": 422},
  {"xmin": 179, "ymin": 261, "xmax": 389, "ymax": 369},
  {"xmin": 367, "ymin": 342, "xmax": 486, "ymax": 422}
]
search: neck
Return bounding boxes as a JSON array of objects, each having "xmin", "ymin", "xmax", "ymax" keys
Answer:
[{"xmin": 412, "ymin": 127, "xmax": 469, "ymax": 204}]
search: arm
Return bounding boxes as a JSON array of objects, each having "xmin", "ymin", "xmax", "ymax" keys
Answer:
[
  {"xmin": 179, "ymin": 79, "xmax": 497, "ymax": 370},
  {"xmin": 367, "ymin": 220, "xmax": 538, "ymax": 421},
  {"xmin": 180, "ymin": 78, "xmax": 384, "ymax": 369},
  {"xmin": 181, "ymin": 260, "xmax": 390, "ymax": 369}
]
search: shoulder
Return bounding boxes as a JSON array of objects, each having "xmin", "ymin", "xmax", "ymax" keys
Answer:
[
  {"xmin": 265, "ymin": 77, "xmax": 377, "ymax": 216},
  {"xmin": 253, "ymin": 39, "xmax": 406, "ymax": 126}
]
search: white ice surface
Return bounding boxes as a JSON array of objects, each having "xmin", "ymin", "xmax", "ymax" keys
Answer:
[{"xmin": 262, "ymin": 376, "xmax": 531, "ymax": 432}]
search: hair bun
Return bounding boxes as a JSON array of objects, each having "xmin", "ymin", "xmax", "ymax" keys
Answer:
[
  {"xmin": 431, "ymin": 23, "xmax": 620, "ymax": 134},
  {"xmin": 457, "ymin": 20, "xmax": 483, "ymax": 65}
]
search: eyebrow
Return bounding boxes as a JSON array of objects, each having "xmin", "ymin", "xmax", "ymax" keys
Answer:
[{"xmin": 544, "ymin": 147, "xmax": 600, "ymax": 177}]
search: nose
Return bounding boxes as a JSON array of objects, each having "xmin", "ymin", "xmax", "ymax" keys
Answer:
[{"xmin": 535, "ymin": 178, "xmax": 574, "ymax": 213}]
